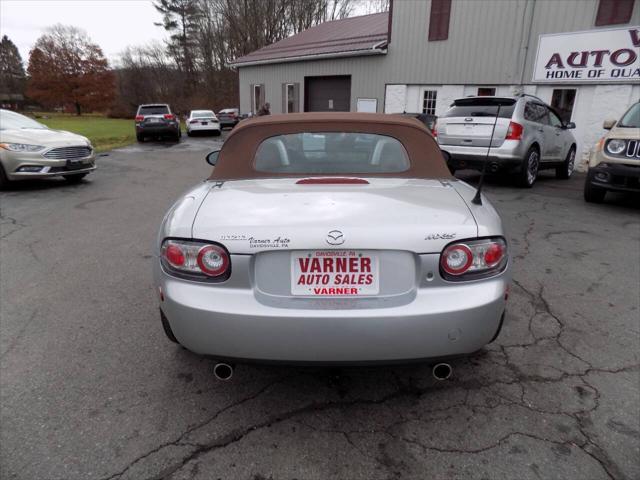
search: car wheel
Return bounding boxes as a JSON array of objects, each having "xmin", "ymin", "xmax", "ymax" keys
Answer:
[
  {"xmin": 136, "ymin": 133, "xmax": 144, "ymax": 142},
  {"xmin": 518, "ymin": 147, "xmax": 539, "ymax": 188},
  {"xmin": 0, "ymin": 164, "xmax": 11, "ymax": 190},
  {"xmin": 186, "ymin": 130, "xmax": 192, "ymax": 137},
  {"xmin": 214, "ymin": 130, "xmax": 221, "ymax": 137},
  {"xmin": 63, "ymin": 173, "xmax": 88, "ymax": 183},
  {"xmin": 584, "ymin": 176, "xmax": 606, "ymax": 203},
  {"xmin": 160, "ymin": 309, "xmax": 179, "ymax": 344},
  {"xmin": 556, "ymin": 147, "xmax": 575, "ymax": 179}
]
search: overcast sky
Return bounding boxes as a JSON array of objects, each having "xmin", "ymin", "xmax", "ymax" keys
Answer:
[{"xmin": 0, "ymin": 0, "xmax": 168, "ymax": 66}]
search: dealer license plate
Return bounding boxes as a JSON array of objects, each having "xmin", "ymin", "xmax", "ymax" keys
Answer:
[{"xmin": 291, "ymin": 250, "xmax": 379, "ymax": 296}]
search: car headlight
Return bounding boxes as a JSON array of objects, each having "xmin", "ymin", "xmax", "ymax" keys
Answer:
[
  {"xmin": 606, "ymin": 139, "xmax": 626, "ymax": 155},
  {"xmin": 0, "ymin": 143, "xmax": 46, "ymax": 152}
]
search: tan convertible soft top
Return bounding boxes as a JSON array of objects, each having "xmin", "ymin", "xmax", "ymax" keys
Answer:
[{"xmin": 209, "ymin": 112, "xmax": 452, "ymax": 180}]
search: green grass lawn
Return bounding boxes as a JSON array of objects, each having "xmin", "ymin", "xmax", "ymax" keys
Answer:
[{"xmin": 35, "ymin": 113, "xmax": 135, "ymax": 152}]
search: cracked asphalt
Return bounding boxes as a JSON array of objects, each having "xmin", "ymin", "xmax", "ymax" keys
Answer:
[{"xmin": 1, "ymin": 133, "xmax": 639, "ymax": 480}]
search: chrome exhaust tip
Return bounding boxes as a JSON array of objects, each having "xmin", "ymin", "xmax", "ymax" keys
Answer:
[
  {"xmin": 432, "ymin": 363, "xmax": 453, "ymax": 381},
  {"xmin": 213, "ymin": 362, "xmax": 234, "ymax": 381}
]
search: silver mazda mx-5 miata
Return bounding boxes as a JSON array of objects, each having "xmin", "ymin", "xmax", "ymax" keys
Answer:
[{"xmin": 153, "ymin": 113, "xmax": 511, "ymax": 376}]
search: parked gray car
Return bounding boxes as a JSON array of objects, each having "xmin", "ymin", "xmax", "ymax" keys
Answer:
[
  {"xmin": 436, "ymin": 95, "xmax": 577, "ymax": 187},
  {"xmin": 153, "ymin": 113, "xmax": 511, "ymax": 378}
]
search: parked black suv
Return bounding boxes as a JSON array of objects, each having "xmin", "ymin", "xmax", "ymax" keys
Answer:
[{"xmin": 135, "ymin": 104, "xmax": 181, "ymax": 142}]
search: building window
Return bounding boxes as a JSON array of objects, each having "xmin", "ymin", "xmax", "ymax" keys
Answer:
[
  {"xmin": 422, "ymin": 90, "xmax": 437, "ymax": 115},
  {"xmin": 551, "ymin": 89, "xmax": 576, "ymax": 124},
  {"xmin": 595, "ymin": 0, "xmax": 634, "ymax": 26},
  {"xmin": 428, "ymin": 0, "xmax": 452, "ymax": 41},
  {"xmin": 253, "ymin": 84, "xmax": 263, "ymax": 114},
  {"xmin": 286, "ymin": 84, "xmax": 295, "ymax": 113},
  {"xmin": 477, "ymin": 87, "xmax": 496, "ymax": 96}
]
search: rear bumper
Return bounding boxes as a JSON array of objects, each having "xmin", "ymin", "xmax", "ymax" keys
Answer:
[
  {"xmin": 587, "ymin": 162, "xmax": 640, "ymax": 193},
  {"xmin": 155, "ymin": 255, "xmax": 510, "ymax": 363},
  {"xmin": 440, "ymin": 141, "xmax": 526, "ymax": 170},
  {"xmin": 136, "ymin": 125, "xmax": 179, "ymax": 135},
  {"xmin": 187, "ymin": 123, "xmax": 221, "ymax": 132}
]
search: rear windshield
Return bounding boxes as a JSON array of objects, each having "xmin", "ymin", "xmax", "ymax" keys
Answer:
[
  {"xmin": 0, "ymin": 110, "xmax": 47, "ymax": 130},
  {"xmin": 618, "ymin": 103, "xmax": 640, "ymax": 128},
  {"xmin": 442, "ymin": 102, "xmax": 516, "ymax": 119},
  {"xmin": 138, "ymin": 105, "xmax": 169, "ymax": 115},
  {"xmin": 254, "ymin": 133, "xmax": 410, "ymax": 174},
  {"xmin": 192, "ymin": 111, "xmax": 215, "ymax": 118},
  {"xmin": 219, "ymin": 109, "xmax": 237, "ymax": 114}
]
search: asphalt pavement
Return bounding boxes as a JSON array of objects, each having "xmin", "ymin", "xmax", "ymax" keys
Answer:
[{"xmin": 1, "ymin": 132, "xmax": 638, "ymax": 480}]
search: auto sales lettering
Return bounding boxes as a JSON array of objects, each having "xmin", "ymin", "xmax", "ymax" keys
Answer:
[
  {"xmin": 533, "ymin": 27, "xmax": 640, "ymax": 82},
  {"xmin": 291, "ymin": 250, "xmax": 380, "ymax": 296}
]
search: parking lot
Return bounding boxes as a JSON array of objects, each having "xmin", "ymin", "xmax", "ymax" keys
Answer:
[{"xmin": 1, "ymin": 134, "xmax": 638, "ymax": 480}]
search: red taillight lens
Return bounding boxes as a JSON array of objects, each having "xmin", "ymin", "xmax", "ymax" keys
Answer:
[
  {"xmin": 197, "ymin": 245, "xmax": 229, "ymax": 277},
  {"xmin": 484, "ymin": 242, "xmax": 504, "ymax": 266},
  {"xmin": 440, "ymin": 238, "xmax": 508, "ymax": 281},
  {"xmin": 135, "ymin": 115, "xmax": 144, "ymax": 122},
  {"xmin": 431, "ymin": 121, "xmax": 438, "ymax": 137},
  {"xmin": 164, "ymin": 114, "xmax": 175, "ymax": 120},
  {"xmin": 441, "ymin": 244, "xmax": 473, "ymax": 275},
  {"xmin": 161, "ymin": 239, "xmax": 230, "ymax": 281},
  {"xmin": 164, "ymin": 244, "xmax": 185, "ymax": 267},
  {"xmin": 189, "ymin": 120, "xmax": 199, "ymax": 124},
  {"xmin": 506, "ymin": 121, "xmax": 523, "ymax": 140}
]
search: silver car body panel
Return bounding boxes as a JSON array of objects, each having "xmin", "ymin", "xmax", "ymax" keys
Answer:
[{"xmin": 154, "ymin": 177, "xmax": 510, "ymax": 363}]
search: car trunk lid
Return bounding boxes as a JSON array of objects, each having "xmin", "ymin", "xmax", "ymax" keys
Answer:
[{"xmin": 192, "ymin": 178, "xmax": 477, "ymax": 254}]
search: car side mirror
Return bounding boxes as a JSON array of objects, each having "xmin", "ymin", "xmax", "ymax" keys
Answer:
[
  {"xmin": 602, "ymin": 119, "xmax": 616, "ymax": 130},
  {"xmin": 564, "ymin": 122, "xmax": 576, "ymax": 129},
  {"xmin": 206, "ymin": 149, "xmax": 220, "ymax": 166}
]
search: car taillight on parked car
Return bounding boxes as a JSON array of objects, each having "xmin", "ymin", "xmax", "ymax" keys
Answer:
[
  {"xmin": 440, "ymin": 237, "xmax": 508, "ymax": 281},
  {"xmin": 164, "ymin": 114, "xmax": 175, "ymax": 120},
  {"xmin": 505, "ymin": 121, "xmax": 523, "ymax": 141},
  {"xmin": 161, "ymin": 239, "xmax": 230, "ymax": 281},
  {"xmin": 135, "ymin": 115, "xmax": 144, "ymax": 122}
]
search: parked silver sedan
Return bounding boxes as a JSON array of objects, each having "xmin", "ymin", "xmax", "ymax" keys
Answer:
[
  {"xmin": 0, "ymin": 109, "xmax": 95, "ymax": 188},
  {"xmin": 154, "ymin": 113, "xmax": 510, "ymax": 373}
]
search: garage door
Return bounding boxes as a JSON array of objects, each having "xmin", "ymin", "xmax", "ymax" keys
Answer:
[{"xmin": 305, "ymin": 76, "xmax": 351, "ymax": 112}]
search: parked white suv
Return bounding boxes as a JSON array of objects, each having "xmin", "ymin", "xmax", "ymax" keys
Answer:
[{"xmin": 436, "ymin": 95, "xmax": 577, "ymax": 187}]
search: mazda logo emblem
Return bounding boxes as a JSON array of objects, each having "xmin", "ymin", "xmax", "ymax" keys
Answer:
[{"xmin": 326, "ymin": 230, "xmax": 344, "ymax": 245}]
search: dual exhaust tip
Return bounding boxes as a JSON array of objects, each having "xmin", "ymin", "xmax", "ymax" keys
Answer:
[{"xmin": 212, "ymin": 362, "xmax": 452, "ymax": 382}]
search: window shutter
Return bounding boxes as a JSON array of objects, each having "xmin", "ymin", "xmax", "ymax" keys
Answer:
[
  {"xmin": 293, "ymin": 83, "xmax": 300, "ymax": 113},
  {"xmin": 250, "ymin": 84, "xmax": 255, "ymax": 113},
  {"xmin": 595, "ymin": 0, "xmax": 634, "ymax": 26},
  {"xmin": 282, "ymin": 83, "xmax": 287, "ymax": 113},
  {"xmin": 428, "ymin": 0, "xmax": 452, "ymax": 41}
]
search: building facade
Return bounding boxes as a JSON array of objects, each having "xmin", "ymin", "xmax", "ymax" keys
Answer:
[{"xmin": 232, "ymin": 0, "xmax": 640, "ymax": 164}]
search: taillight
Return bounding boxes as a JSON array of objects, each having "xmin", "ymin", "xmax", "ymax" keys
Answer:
[
  {"xmin": 440, "ymin": 237, "xmax": 508, "ymax": 281},
  {"xmin": 189, "ymin": 120, "xmax": 199, "ymax": 124},
  {"xmin": 431, "ymin": 120, "xmax": 438, "ymax": 137},
  {"xmin": 164, "ymin": 114, "xmax": 175, "ymax": 120},
  {"xmin": 135, "ymin": 115, "xmax": 144, "ymax": 122},
  {"xmin": 161, "ymin": 239, "xmax": 230, "ymax": 281},
  {"xmin": 506, "ymin": 121, "xmax": 523, "ymax": 141},
  {"xmin": 197, "ymin": 245, "xmax": 229, "ymax": 276}
]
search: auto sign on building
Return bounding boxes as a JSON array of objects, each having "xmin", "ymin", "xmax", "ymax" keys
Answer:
[
  {"xmin": 232, "ymin": 0, "xmax": 640, "ymax": 167},
  {"xmin": 533, "ymin": 27, "xmax": 640, "ymax": 82}
]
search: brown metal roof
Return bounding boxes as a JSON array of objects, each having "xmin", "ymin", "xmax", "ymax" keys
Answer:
[
  {"xmin": 210, "ymin": 112, "xmax": 451, "ymax": 180},
  {"xmin": 230, "ymin": 12, "xmax": 389, "ymax": 67}
]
